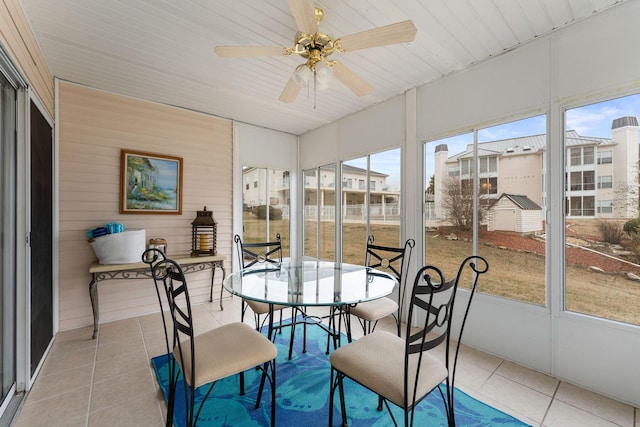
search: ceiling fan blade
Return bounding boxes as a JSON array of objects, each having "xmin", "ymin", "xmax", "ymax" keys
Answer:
[
  {"xmin": 279, "ymin": 77, "xmax": 302, "ymax": 103},
  {"xmin": 214, "ymin": 46, "xmax": 289, "ymax": 57},
  {"xmin": 336, "ymin": 20, "xmax": 417, "ymax": 52},
  {"xmin": 287, "ymin": 0, "xmax": 318, "ymax": 35},
  {"xmin": 332, "ymin": 61, "xmax": 373, "ymax": 97}
]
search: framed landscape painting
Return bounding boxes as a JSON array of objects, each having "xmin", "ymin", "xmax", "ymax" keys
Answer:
[{"xmin": 120, "ymin": 149, "xmax": 183, "ymax": 214}]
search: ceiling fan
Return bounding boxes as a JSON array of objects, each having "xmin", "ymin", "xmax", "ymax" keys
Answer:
[{"xmin": 214, "ymin": 0, "xmax": 417, "ymax": 105}]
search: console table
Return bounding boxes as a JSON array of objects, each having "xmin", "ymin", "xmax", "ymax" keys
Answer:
[{"xmin": 88, "ymin": 254, "xmax": 226, "ymax": 339}]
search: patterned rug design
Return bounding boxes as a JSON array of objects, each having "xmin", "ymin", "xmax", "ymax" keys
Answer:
[{"xmin": 151, "ymin": 322, "xmax": 530, "ymax": 426}]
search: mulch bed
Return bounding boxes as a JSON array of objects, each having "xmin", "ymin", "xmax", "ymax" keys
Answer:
[{"xmin": 442, "ymin": 228, "xmax": 640, "ymax": 275}]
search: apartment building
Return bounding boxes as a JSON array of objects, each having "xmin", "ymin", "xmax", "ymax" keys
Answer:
[{"xmin": 431, "ymin": 116, "xmax": 639, "ymax": 225}]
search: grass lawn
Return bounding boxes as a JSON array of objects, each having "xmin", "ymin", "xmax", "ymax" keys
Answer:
[{"xmin": 243, "ymin": 217, "xmax": 640, "ymax": 326}]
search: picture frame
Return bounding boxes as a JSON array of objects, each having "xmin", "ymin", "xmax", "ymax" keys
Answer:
[{"xmin": 120, "ymin": 149, "xmax": 183, "ymax": 214}]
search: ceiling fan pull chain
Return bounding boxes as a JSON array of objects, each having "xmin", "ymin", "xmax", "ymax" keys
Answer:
[{"xmin": 313, "ymin": 70, "xmax": 317, "ymax": 109}]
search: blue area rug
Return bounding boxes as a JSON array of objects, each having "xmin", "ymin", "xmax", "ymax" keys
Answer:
[{"xmin": 151, "ymin": 321, "xmax": 530, "ymax": 426}]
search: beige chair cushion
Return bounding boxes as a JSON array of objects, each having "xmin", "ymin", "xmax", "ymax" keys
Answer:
[
  {"xmin": 330, "ymin": 330, "xmax": 447, "ymax": 408},
  {"xmin": 245, "ymin": 300, "xmax": 288, "ymax": 315},
  {"xmin": 174, "ymin": 322, "xmax": 277, "ymax": 388},
  {"xmin": 349, "ymin": 297, "xmax": 398, "ymax": 322}
]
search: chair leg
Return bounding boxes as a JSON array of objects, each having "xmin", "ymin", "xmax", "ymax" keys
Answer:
[
  {"xmin": 256, "ymin": 358, "xmax": 277, "ymax": 427},
  {"xmin": 166, "ymin": 357, "xmax": 179, "ymax": 427},
  {"xmin": 328, "ymin": 368, "xmax": 349, "ymax": 426},
  {"xmin": 270, "ymin": 360, "xmax": 277, "ymax": 427},
  {"xmin": 447, "ymin": 382, "xmax": 456, "ymax": 427},
  {"xmin": 166, "ymin": 377, "xmax": 176, "ymax": 427},
  {"xmin": 288, "ymin": 309, "xmax": 296, "ymax": 360},
  {"xmin": 194, "ymin": 382, "xmax": 216, "ymax": 426},
  {"xmin": 302, "ymin": 310, "xmax": 307, "ymax": 354},
  {"xmin": 256, "ymin": 363, "xmax": 268, "ymax": 408},
  {"xmin": 326, "ymin": 307, "xmax": 337, "ymax": 354},
  {"xmin": 344, "ymin": 308, "xmax": 353, "ymax": 344},
  {"xmin": 337, "ymin": 372, "xmax": 348, "ymax": 427},
  {"xmin": 437, "ymin": 381, "xmax": 456, "ymax": 427}
]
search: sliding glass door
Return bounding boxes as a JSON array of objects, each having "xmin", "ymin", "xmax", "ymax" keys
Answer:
[{"xmin": 0, "ymin": 71, "xmax": 17, "ymax": 414}]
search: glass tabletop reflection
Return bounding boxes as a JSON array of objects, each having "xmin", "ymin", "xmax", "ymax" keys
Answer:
[{"xmin": 223, "ymin": 259, "xmax": 397, "ymax": 307}]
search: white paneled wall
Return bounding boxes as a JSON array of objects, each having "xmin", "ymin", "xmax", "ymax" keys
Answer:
[
  {"xmin": 58, "ymin": 81, "xmax": 233, "ymax": 331},
  {"xmin": 296, "ymin": 0, "xmax": 640, "ymax": 407}
]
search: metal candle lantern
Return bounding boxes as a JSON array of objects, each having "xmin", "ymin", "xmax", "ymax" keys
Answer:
[{"xmin": 191, "ymin": 206, "xmax": 217, "ymax": 256}]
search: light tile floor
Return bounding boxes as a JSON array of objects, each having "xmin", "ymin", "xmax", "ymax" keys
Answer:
[{"xmin": 10, "ymin": 297, "xmax": 639, "ymax": 427}]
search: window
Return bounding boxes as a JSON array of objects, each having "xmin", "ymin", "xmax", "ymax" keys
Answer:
[
  {"xmin": 598, "ymin": 150, "xmax": 612, "ymax": 164},
  {"xmin": 479, "ymin": 177, "xmax": 497, "ymax": 195},
  {"xmin": 568, "ymin": 195, "xmax": 595, "ymax": 216},
  {"xmin": 569, "ymin": 146, "xmax": 595, "ymax": 166},
  {"xmin": 583, "ymin": 171, "xmax": 595, "ymax": 190},
  {"xmin": 597, "ymin": 200, "xmax": 613, "ymax": 213},
  {"xmin": 304, "ymin": 164, "xmax": 335, "ymax": 260},
  {"xmin": 570, "ymin": 148, "xmax": 581, "ymax": 166},
  {"xmin": 583, "ymin": 146, "xmax": 595, "ymax": 164},
  {"xmin": 424, "ymin": 132, "xmax": 475, "ymax": 277},
  {"xmin": 570, "ymin": 171, "xmax": 595, "ymax": 191},
  {"xmin": 565, "ymin": 93, "xmax": 640, "ymax": 326},
  {"xmin": 342, "ymin": 149, "xmax": 401, "ymax": 264},
  {"xmin": 598, "ymin": 175, "xmax": 613, "ymax": 189},
  {"xmin": 426, "ymin": 116, "xmax": 546, "ymax": 306},
  {"xmin": 358, "ymin": 179, "xmax": 365, "ymax": 190},
  {"xmin": 570, "ymin": 172, "xmax": 582, "ymax": 190},
  {"xmin": 241, "ymin": 167, "xmax": 290, "ymax": 256},
  {"xmin": 479, "ymin": 156, "xmax": 497, "ymax": 173},
  {"xmin": 460, "ymin": 158, "xmax": 472, "ymax": 175}
]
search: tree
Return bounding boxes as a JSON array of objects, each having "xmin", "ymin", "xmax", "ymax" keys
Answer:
[
  {"xmin": 427, "ymin": 174, "xmax": 435, "ymax": 195},
  {"xmin": 440, "ymin": 176, "xmax": 486, "ymax": 231},
  {"xmin": 612, "ymin": 160, "xmax": 640, "ymax": 218}
]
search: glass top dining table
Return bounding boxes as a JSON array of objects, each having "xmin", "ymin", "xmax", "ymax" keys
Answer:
[{"xmin": 222, "ymin": 258, "xmax": 398, "ymax": 307}]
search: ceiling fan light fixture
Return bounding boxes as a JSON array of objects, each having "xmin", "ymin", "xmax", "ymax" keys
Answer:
[
  {"xmin": 217, "ymin": 2, "xmax": 416, "ymax": 105},
  {"xmin": 293, "ymin": 64, "xmax": 313, "ymax": 86},
  {"xmin": 314, "ymin": 60, "xmax": 333, "ymax": 83}
]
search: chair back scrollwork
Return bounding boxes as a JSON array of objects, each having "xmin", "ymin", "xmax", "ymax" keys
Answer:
[
  {"xmin": 404, "ymin": 255, "xmax": 489, "ymax": 426},
  {"xmin": 234, "ymin": 233, "xmax": 282, "ymax": 269},
  {"xmin": 365, "ymin": 235, "xmax": 415, "ymax": 335}
]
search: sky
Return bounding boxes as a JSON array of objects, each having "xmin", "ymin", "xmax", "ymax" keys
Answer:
[
  {"xmin": 344, "ymin": 148, "xmax": 402, "ymax": 188},
  {"xmin": 151, "ymin": 158, "xmax": 179, "ymax": 190},
  {"xmin": 423, "ymin": 93, "xmax": 640, "ymax": 181},
  {"xmin": 339, "ymin": 93, "xmax": 640, "ymax": 188}
]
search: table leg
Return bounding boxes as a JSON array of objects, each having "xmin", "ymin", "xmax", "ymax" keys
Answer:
[
  {"xmin": 218, "ymin": 261, "xmax": 226, "ymax": 311},
  {"xmin": 209, "ymin": 263, "xmax": 216, "ymax": 303},
  {"xmin": 89, "ymin": 274, "xmax": 99, "ymax": 339},
  {"xmin": 267, "ymin": 304, "xmax": 275, "ymax": 341}
]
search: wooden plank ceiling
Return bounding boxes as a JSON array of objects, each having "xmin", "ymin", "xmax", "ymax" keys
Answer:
[{"xmin": 19, "ymin": 0, "xmax": 627, "ymax": 135}]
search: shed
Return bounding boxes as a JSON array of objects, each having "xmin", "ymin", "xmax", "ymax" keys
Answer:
[{"xmin": 488, "ymin": 194, "xmax": 543, "ymax": 233}]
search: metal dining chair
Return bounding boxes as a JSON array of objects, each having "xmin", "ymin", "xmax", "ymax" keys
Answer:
[
  {"xmin": 143, "ymin": 249, "xmax": 277, "ymax": 427},
  {"xmin": 329, "ymin": 255, "xmax": 489, "ymax": 426},
  {"xmin": 234, "ymin": 233, "xmax": 303, "ymax": 359},
  {"xmin": 346, "ymin": 236, "xmax": 415, "ymax": 341}
]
